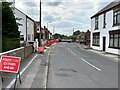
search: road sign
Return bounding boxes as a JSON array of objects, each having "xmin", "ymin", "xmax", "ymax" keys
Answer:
[{"xmin": 0, "ymin": 55, "xmax": 21, "ymax": 73}]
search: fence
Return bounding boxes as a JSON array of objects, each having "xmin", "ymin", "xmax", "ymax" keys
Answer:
[{"xmin": 0, "ymin": 45, "xmax": 33, "ymax": 61}]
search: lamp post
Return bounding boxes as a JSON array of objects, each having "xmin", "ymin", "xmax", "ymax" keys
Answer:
[
  {"xmin": 52, "ymin": 27, "xmax": 55, "ymax": 39},
  {"xmin": 46, "ymin": 22, "xmax": 52, "ymax": 46},
  {"xmin": 53, "ymin": 27, "xmax": 55, "ymax": 35},
  {"xmin": 73, "ymin": 28, "xmax": 74, "ymax": 35}
]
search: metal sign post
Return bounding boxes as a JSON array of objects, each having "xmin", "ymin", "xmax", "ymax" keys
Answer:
[{"xmin": 14, "ymin": 71, "xmax": 22, "ymax": 89}]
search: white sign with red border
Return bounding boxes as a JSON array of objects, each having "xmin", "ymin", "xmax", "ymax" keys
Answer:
[{"xmin": 0, "ymin": 55, "xmax": 21, "ymax": 73}]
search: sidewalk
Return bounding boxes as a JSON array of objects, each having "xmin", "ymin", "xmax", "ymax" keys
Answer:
[
  {"xmin": 15, "ymin": 45, "xmax": 52, "ymax": 89},
  {"xmin": 1, "ymin": 44, "xmax": 54, "ymax": 89},
  {"xmin": 76, "ymin": 43, "xmax": 119, "ymax": 62}
]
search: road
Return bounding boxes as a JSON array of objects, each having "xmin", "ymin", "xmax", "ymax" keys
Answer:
[{"xmin": 47, "ymin": 42, "xmax": 118, "ymax": 88}]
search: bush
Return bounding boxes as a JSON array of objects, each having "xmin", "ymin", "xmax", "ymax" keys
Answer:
[{"xmin": 2, "ymin": 37, "xmax": 20, "ymax": 52}]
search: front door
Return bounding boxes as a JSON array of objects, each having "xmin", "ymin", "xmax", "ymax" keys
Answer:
[{"xmin": 103, "ymin": 37, "xmax": 106, "ymax": 51}]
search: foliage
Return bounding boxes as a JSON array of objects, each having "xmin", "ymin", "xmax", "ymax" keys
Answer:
[
  {"xmin": 73, "ymin": 30, "xmax": 80, "ymax": 36},
  {"xmin": 2, "ymin": 2, "xmax": 20, "ymax": 38},
  {"xmin": 68, "ymin": 35, "xmax": 76, "ymax": 42},
  {"xmin": 2, "ymin": 37, "xmax": 20, "ymax": 52},
  {"xmin": 53, "ymin": 33, "xmax": 68, "ymax": 39},
  {"xmin": 53, "ymin": 33, "xmax": 62, "ymax": 39},
  {"xmin": 2, "ymin": 2, "xmax": 20, "ymax": 52}
]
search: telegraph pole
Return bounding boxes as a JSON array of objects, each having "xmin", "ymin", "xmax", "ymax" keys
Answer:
[{"xmin": 39, "ymin": 0, "xmax": 42, "ymax": 46}]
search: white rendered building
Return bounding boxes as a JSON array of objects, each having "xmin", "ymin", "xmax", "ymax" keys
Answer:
[
  {"xmin": 14, "ymin": 8, "xmax": 35, "ymax": 43},
  {"xmin": 91, "ymin": 1, "xmax": 120, "ymax": 55}
]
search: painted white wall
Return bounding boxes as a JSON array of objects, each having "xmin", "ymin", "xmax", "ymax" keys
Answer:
[
  {"xmin": 27, "ymin": 18, "xmax": 34, "ymax": 42},
  {"xmin": 91, "ymin": 9, "xmax": 119, "ymax": 55},
  {"xmin": 14, "ymin": 9, "xmax": 27, "ymax": 41}
]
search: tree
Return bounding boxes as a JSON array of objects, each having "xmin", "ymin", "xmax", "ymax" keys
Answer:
[
  {"xmin": 68, "ymin": 35, "xmax": 76, "ymax": 42},
  {"xmin": 73, "ymin": 30, "xmax": 80, "ymax": 36},
  {"xmin": 2, "ymin": 2, "xmax": 20, "ymax": 38},
  {"xmin": 2, "ymin": 2, "xmax": 20, "ymax": 52},
  {"xmin": 53, "ymin": 33, "xmax": 62, "ymax": 39},
  {"xmin": 53, "ymin": 33, "xmax": 69, "ymax": 39}
]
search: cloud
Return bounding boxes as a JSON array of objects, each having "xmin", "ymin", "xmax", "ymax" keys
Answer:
[
  {"xmin": 46, "ymin": 2, "xmax": 62, "ymax": 6},
  {"xmin": 43, "ymin": 14, "xmax": 59, "ymax": 22},
  {"xmin": 49, "ymin": 20, "xmax": 82, "ymax": 28},
  {"xmin": 14, "ymin": 0, "xmax": 114, "ymax": 35},
  {"xmin": 22, "ymin": 2, "xmax": 37, "ymax": 7}
]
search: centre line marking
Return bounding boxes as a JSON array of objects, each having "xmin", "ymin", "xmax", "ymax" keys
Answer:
[
  {"xmin": 68, "ymin": 46, "xmax": 101, "ymax": 72},
  {"xmin": 81, "ymin": 58, "xmax": 101, "ymax": 71},
  {"xmin": 68, "ymin": 48, "xmax": 77, "ymax": 56}
]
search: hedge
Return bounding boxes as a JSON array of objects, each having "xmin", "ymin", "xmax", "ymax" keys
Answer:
[{"xmin": 2, "ymin": 37, "xmax": 20, "ymax": 52}]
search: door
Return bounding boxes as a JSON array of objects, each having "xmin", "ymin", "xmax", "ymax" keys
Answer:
[{"xmin": 103, "ymin": 37, "xmax": 106, "ymax": 51}]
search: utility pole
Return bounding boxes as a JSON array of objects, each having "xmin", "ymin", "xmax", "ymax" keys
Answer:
[
  {"xmin": 46, "ymin": 22, "xmax": 52, "ymax": 46},
  {"xmin": 53, "ymin": 27, "xmax": 55, "ymax": 35},
  {"xmin": 39, "ymin": 0, "xmax": 42, "ymax": 46},
  {"xmin": 73, "ymin": 28, "xmax": 74, "ymax": 35},
  {"xmin": 52, "ymin": 27, "xmax": 55, "ymax": 39}
]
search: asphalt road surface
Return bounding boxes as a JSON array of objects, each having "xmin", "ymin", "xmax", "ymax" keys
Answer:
[{"xmin": 47, "ymin": 42, "xmax": 118, "ymax": 88}]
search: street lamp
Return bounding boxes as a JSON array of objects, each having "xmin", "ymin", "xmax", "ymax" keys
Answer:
[
  {"xmin": 46, "ymin": 22, "xmax": 52, "ymax": 46},
  {"xmin": 47, "ymin": 22, "xmax": 52, "ymax": 29}
]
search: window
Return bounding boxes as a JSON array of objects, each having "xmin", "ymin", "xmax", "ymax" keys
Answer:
[
  {"xmin": 109, "ymin": 30, "xmax": 120, "ymax": 49},
  {"xmin": 28, "ymin": 34, "xmax": 31, "ymax": 41},
  {"xmin": 95, "ymin": 17, "xmax": 99, "ymax": 30},
  {"xmin": 103, "ymin": 13, "xmax": 106, "ymax": 28},
  {"xmin": 119, "ymin": 34, "xmax": 120, "ymax": 47},
  {"xmin": 113, "ymin": 8, "xmax": 120, "ymax": 25},
  {"xmin": 20, "ymin": 35, "xmax": 24, "ymax": 41},
  {"xmin": 92, "ymin": 32, "xmax": 100, "ymax": 46},
  {"xmin": 109, "ymin": 34, "xmax": 114, "ymax": 47}
]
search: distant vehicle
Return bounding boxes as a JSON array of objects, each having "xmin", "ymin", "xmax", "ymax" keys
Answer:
[{"xmin": 61, "ymin": 39, "xmax": 72, "ymax": 43}]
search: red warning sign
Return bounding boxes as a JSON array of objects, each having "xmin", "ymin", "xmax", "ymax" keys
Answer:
[{"xmin": 0, "ymin": 55, "xmax": 21, "ymax": 73}]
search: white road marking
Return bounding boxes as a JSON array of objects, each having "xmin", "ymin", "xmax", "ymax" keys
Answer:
[
  {"xmin": 81, "ymin": 58, "xmax": 101, "ymax": 71},
  {"xmin": 71, "ymin": 51, "xmax": 77, "ymax": 56},
  {"xmin": 6, "ymin": 54, "xmax": 38, "ymax": 89},
  {"xmin": 68, "ymin": 48, "xmax": 77, "ymax": 56},
  {"xmin": 67, "ymin": 45, "xmax": 101, "ymax": 72},
  {"xmin": 78, "ymin": 45, "xmax": 84, "ymax": 50}
]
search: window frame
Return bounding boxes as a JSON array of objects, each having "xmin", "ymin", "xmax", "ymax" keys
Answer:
[
  {"xmin": 95, "ymin": 17, "xmax": 99, "ymax": 30},
  {"xmin": 113, "ymin": 7, "xmax": 120, "ymax": 26},
  {"xmin": 92, "ymin": 32, "xmax": 100, "ymax": 46},
  {"xmin": 109, "ymin": 30, "xmax": 120, "ymax": 49},
  {"xmin": 103, "ymin": 13, "xmax": 106, "ymax": 28}
]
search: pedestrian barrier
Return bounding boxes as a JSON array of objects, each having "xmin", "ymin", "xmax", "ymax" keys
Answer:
[{"xmin": 42, "ymin": 39, "xmax": 59, "ymax": 47}]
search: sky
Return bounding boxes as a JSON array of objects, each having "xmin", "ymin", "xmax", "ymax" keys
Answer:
[{"xmin": 7, "ymin": 0, "xmax": 115, "ymax": 36}]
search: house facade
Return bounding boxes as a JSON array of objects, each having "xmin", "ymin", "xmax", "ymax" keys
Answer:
[
  {"xmin": 76, "ymin": 30, "xmax": 91, "ymax": 46},
  {"xmin": 91, "ymin": 1, "xmax": 120, "ymax": 55},
  {"xmin": 14, "ymin": 8, "xmax": 36, "ymax": 44}
]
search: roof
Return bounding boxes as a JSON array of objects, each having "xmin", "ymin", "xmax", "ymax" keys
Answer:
[
  {"xmin": 91, "ymin": 0, "xmax": 120, "ymax": 19},
  {"xmin": 15, "ymin": 8, "xmax": 35, "ymax": 22}
]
